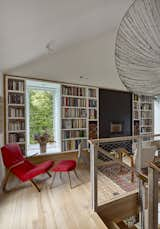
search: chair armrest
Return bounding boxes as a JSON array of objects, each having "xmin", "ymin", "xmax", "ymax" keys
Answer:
[{"xmin": 8, "ymin": 160, "xmax": 25, "ymax": 172}]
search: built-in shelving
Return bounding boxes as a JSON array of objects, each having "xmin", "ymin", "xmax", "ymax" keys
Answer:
[
  {"xmin": 61, "ymin": 84, "xmax": 99, "ymax": 151},
  {"xmin": 132, "ymin": 94, "xmax": 154, "ymax": 138},
  {"xmin": 5, "ymin": 76, "xmax": 26, "ymax": 155}
]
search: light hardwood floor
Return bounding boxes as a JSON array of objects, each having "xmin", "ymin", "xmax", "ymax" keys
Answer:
[
  {"xmin": 0, "ymin": 168, "xmax": 109, "ymax": 229},
  {"xmin": 0, "ymin": 165, "xmax": 138, "ymax": 229}
]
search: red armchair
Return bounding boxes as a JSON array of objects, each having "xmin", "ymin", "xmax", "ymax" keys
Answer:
[{"xmin": 1, "ymin": 144, "xmax": 54, "ymax": 192}]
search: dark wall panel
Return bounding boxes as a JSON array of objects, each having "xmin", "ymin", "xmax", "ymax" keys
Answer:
[{"xmin": 99, "ymin": 89, "xmax": 132, "ymax": 138}]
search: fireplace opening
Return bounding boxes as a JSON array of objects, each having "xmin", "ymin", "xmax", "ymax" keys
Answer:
[{"xmin": 110, "ymin": 122, "xmax": 123, "ymax": 134}]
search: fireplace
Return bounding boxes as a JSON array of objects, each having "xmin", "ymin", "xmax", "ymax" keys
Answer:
[{"xmin": 99, "ymin": 89, "xmax": 132, "ymax": 138}]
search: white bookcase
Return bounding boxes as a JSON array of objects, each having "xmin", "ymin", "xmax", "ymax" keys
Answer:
[
  {"xmin": 88, "ymin": 87, "xmax": 99, "ymax": 141},
  {"xmin": 132, "ymin": 94, "xmax": 154, "ymax": 138},
  {"xmin": 61, "ymin": 84, "xmax": 99, "ymax": 151},
  {"xmin": 5, "ymin": 76, "xmax": 26, "ymax": 155}
]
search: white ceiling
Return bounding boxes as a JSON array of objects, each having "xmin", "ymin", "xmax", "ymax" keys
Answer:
[{"xmin": 0, "ymin": 0, "xmax": 133, "ymax": 72}]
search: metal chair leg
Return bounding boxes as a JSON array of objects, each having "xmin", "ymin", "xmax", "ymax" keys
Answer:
[
  {"xmin": 30, "ymin": 180, "xmax": 41, "ymax": 192},
  {"xmin": 67, "ymin": 172, "xmax": 72, "ymax": 189},
  {"xmin": 50, "ymin": 172, "xmax": 56, "ymax": 188}
]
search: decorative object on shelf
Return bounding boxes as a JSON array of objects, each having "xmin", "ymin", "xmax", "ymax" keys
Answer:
[
  {"xmin": 115, "ymin": 0, "xmax": 160, "ymax": 96},
  {"xmin": 34, "ymin": 132, "xmax": 54, "ymax": 153}
]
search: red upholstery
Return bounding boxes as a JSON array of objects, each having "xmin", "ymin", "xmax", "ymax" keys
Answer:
[
  {"xmin": 1, "ymin": 144, "xmax": 54, "ymax": 182},
  {"xmin": 52, "ymin": 160, "xmax": 76, "ymax": 172}
]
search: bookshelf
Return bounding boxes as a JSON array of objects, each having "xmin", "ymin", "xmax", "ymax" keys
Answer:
[
  {"xmin": 61, "ymin": 84, "xmax": 99, "ymax": 151},
  {"xmin": 88, "ymin": 87, "xmax": 99, "ymax": 140},
  {"xmin": 5, "ymin": 76, "xmax": 99, "ymax": 154},
  {"xmin": 5, "ymin": 76, "xmax": 26, "ymax": 155},
  {"xmin": 132, "ymin": 94, "xmax": 154, "ymax": 138}
]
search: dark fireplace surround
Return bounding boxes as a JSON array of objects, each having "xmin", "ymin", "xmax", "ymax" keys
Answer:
[{"xmin": 99, "ymin": 89, "xmax": 132, "ymax": 138}]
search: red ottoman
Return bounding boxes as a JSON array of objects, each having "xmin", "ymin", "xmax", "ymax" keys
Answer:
[{"xmin": 50, "ymin": 160, "xmax": 80, "ymax": 188}]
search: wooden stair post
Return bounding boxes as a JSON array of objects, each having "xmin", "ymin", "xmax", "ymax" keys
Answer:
[{"xmin": 148, "ymin": 162, "xmax": 159, "ymax": 229}]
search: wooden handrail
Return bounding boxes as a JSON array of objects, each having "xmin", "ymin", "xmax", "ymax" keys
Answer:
[
  {"xmin": 89, "ymin": 133, "xmax": 160, "ymax": 144},
  {"xmin": 149, "ymin": 161, "xmax": 160, "ymax": 173}
]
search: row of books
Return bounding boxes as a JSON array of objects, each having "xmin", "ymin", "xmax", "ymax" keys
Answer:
[
  {"xmin": 62, "ymin": 86, "xmax": 86, "ymax": 97},
  {"xmin": 89, "ymin": 122, "xmax": 97, "ymax": 139},
  {"xmin": 8, "ymin": 79, "xmax": 24, "ymax": 92},
  {"xmin": 62, "ymin": 119, "xmax": 86, "ymax": 129},
  {"xmin": 134, "ymin": 111, "xmax": 139, "ymax": 119},
  {"xmin": 8, "ymin": 94, "xmax": 24, "ymax": 104},
  {"xmin": 141, "ymin": 111, "xmax": 152, "ymax": 118},
  {"xmin": 141, "ymin": 96, "xmax": 152, "ymax": 103},
  {"xmin": 141, "ymin": 103, "xmax": 152, "ymax": 110},
  {"xmin": 62, "ymin": 139, "xmax": 87, "ymax": 151},
  {"xmin": 8, "ymin": 120, "xmax": 25, "ymax": 131},
  {"xmin": 89, "ymin": 109, "xmax": 97, "ymax": 120},
  {"xmin": 62, "ymin": 97, "xmax": 86, "ymax": 107},
  {"xmin": 133, "ymin": 94, "xmax": 139, "ymax": 102},
  {"xmin": 62, "ymin": 130, "xmax": 86, "ymax": 139},
  {"xmin": 9, "ymin": 133, "xmax": 25, "ymax": 143},
  {"xmin": 141, "ymin": 119, "xmax": 152, "ymax": 125},
  {"xmin": 134, "ymin": 120, "xmax": 140, "ymax": 135},
  {"xmin": 133, "ymin": 101, "xmax": 139, "ymax": 110},
  {"xmin": 8, "ymin": 107, "xmax": 24, "ymax": 117},
  {"xmin": 88, "ymin": 88, "xmax": 97, "ymax": 98},
  {"xmin": 141, "ymin": 127, "xmax": 152, "ymax": 133},
  {"xmin": 62, "ymin": 108, "xmax": 87, "ymax": 118},
  {"xmin": 89, "ymin": 100, "xmax": 97, "ymax": 107}
]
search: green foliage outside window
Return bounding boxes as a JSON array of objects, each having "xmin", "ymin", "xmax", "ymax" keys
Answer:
[{"xmin": 29, "ymin": 89, "xmax": 54, "ymax": 144}]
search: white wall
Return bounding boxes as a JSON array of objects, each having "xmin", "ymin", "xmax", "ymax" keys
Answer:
[
  {"xmin": 0, "ymin": 73, "xmax": 4, "ymax": 188},
  {"xmin": 8, "ymin": 30, "xmax": 126, "ymax": 91}
]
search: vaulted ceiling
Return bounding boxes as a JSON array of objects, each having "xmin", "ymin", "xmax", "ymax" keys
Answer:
[{"xmin": 0, "ymin": 0, "xmax": 133, "ymax": 72}]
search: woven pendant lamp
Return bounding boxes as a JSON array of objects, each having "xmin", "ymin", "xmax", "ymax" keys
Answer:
[{"xmin": 115, "ymin": 0, "xmax": 160, "ymax": 96}]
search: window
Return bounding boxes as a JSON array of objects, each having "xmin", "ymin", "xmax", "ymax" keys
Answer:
[{"xmin": 26, "ymin": 80, "xmax": 61, "ymax": 156}]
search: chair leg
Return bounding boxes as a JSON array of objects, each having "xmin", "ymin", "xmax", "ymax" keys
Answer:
[
  {"xmin": 67, "ymin": 172, "xmax": 72, "ymax": 189},
  {"xmin": 50, "ymin": 172, "xmax": 56, "ymax": 188},
  {"xmin": 2, "ymin": 171, "xmax": 11, "ymax": 192},
  {"xmin": 59, "ymin": 172, "xmax": 63, "ymax": 181},
  {"xmin": 46, "ymin": 171, "xmax": 52, "ymax": 178},
  {"xmin": 30, "ymin": 180, "xmax": 41, "ymax": 192},
  {"xmin": 73, "ymin": 169, "xmax": 81, "ymax": 181}
]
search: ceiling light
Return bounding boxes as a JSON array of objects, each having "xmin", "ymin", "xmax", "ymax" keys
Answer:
[
  {"xmin": 80, "ymin": 76, "xmax": 88, "ymax": 80},
  {"xmin": 46, "ymin": 40, "xmax": 56, "ymax": 54}
]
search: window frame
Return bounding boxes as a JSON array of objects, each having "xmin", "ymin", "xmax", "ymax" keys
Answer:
[{"xmin": 26, "ymin": 80, "xmax": 61, "ymax": 156}]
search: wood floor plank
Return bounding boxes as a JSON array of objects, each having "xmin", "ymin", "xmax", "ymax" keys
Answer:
[{"xmin": 0, "ymin": 168, "xmax": 108, "ymax": 229}]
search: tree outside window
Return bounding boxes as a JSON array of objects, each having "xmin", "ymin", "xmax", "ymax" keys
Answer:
[{"xmin": 29, "ymin": 89, "xmax": 54, "ymax": 144}]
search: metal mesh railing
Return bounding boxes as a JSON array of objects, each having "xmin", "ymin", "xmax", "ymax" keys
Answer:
[{"xmin": 89, "ymin": 133, "xmax": 160, "ymax": 228}]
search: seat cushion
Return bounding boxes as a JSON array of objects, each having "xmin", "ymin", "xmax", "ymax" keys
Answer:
[
  {"xmin": 51, "ymin": 160, "xmax": 76, "ymax": 172},
  {"xmin": 20, "ymin": 160, "xmax": 54, "ymax": 182}
]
